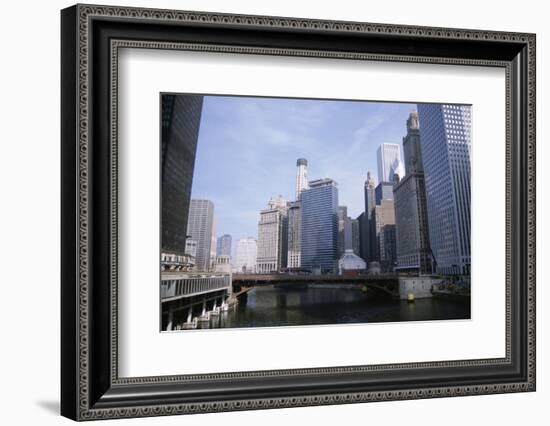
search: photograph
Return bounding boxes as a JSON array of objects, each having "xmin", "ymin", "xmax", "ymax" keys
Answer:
[{"xmin": 160, "ymin": 94, "xmax": 472, "ymax": 331}]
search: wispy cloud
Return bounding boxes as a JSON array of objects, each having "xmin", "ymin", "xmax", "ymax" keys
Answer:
[{"xmin": 190, "ymin": 95, "xmax": 415, "ymax": 239}]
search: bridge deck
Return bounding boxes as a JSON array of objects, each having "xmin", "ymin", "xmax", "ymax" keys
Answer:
[{"xmin": 232, "ymin": 273, "xmax": 398, "ymax": 284}]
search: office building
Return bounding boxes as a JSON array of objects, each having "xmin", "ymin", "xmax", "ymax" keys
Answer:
[
  {"xmin": 350, "ymin": 218, "xmax": 360, "ymax": 256},
  {"xmin": 161, "ymin": 94, "xmax": 204, "ymax": 263},
  {"xmin": 417, "ymin": 104, "xmax": 471, "ymax": 275},
  {"xmin": 186, "ymin": 199, "xmax": 215, "ymax": 271},
  {"xmin": 373, "ymin": 199, "xmax": 396, "ymax": 271},
  {"xmin": 256, "ymin": 196, "xmax": 288, "ymax": 273},
  {"xmin": 295, "ymin": 158, "xmax": 309, "ymax": 199},
  {"xmin": 362, "ymin": 171, "xmax": 377, "ymax": 262},
  {"xmin": 301, "ymin": 178, "xmax": 339, "ymax": 273},
  {"xmin": 377, "ymin": 143, "xmax": 405, "ymax": 183},
  {"xmin": 393, "ymin": 112, "xmax": 433, "ymax": 274},
  {"xmin": 234, "ymin": 238, "xmax": 258, "ymax": 273},
  {"xmin": 216, "ymin": 234, "xmax": 232, "ymax": 257},
  {"xmin": 337, "ymin": 206, "xmax": 348, "ymax": 259},
  {"xmin": 375, "ymin": 181, "xmax": 395, "ymax": 204},
  {"xmin": 287, "ymin": 201, "xmax": 301, "ymax": 269}
]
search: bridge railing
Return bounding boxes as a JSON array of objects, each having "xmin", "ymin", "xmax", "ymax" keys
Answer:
[{"xmin": 161, "ymin": 273, "xmax": 231, "ymax": 300}]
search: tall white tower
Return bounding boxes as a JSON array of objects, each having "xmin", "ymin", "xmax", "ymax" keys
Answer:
[
  {"xmin": 295, "ymin": 158, "xmax": 309, "ymax": 200},
  {"xmin": 377, "ymin": 143, "xmax": 404, "ymax": 182}
]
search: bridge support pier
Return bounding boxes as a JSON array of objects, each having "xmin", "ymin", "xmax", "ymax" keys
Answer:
[
  {"xmin": 398, "ymin": 277, "xmax": 440, "ymax": 300},
  {"xmin": 166, "ymin": 308, "xmax": 174, "ymax": 331}
]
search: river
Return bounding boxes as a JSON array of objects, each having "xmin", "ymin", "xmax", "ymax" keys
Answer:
[{"xmin": 197, "ymin": 284, "xmax": 470, "ymax": 330}]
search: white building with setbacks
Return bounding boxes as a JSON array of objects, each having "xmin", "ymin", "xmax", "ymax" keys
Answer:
[
  {"xmin": 234, "ymin": 238, "xmax": 257, "ymax": 273},
  {"xmin": 377, "ymin": 143, "xmax": 405, "ymax": 183}
]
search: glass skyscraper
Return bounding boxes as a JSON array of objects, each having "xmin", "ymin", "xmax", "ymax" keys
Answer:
[
  {"xmin": 300, "ymin": 178, "xmax": 339, "ymax": 273},
  {"xmin": 417, "ymin": 104, "xmax": 471, "ymax": 275},
  {"xmin": 161, "ymin": 94, "xmax": 204, "ymax": 259}
]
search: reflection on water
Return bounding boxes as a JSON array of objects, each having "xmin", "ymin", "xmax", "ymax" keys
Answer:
[{"xmin": 197, "ymin": 285, "xmax": 470, "ymax": 330}]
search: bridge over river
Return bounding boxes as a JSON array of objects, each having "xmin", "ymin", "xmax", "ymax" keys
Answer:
[{"xmin": 232, "ymin": 273, "xmax": 400, "ymax": 297}]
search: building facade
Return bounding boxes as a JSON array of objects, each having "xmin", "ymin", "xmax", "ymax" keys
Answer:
[
  {"xmin": 287, "ymin": 200, "xmax": 301, "ymax": 270},
  {"xmin": 185, "ymin": 199, "xmax": 215, "ymax": 271},
  {"xmin": 350, "ymin": 218, "xmax": 360, "ymax": 256},
  {"xmin": 417, "ymin": 104, "xmax": 471, "ymax": 275},
  {"xmin": 375, "ymin": 181, "xmax": 395, "ymax": 204},
  {"xmin": 337, "ymin": 206, "xmax": 348, "ymax": 259},
  {"xmin": 393, "ymin": 112, "xmax": 433, "ymax": 274},
  {"xmin": 234, "ymin": 238, "xmax": 257, "ymax": 273},
  {"xmin": 300, "ymin": 178, "xmax": 339, "ymax": 273},
  {"xmin": 295, "ymin": 158, "xmax": 309, "ymax": 199},
  {"xmin": 161, "ymin": 94, "xmax": 204, "ymax": 262},
  {"xmin": 373, "ymin": 199, "xmax": 396, "ymax": 271},
  {"xmin": 216, "ymin": 234, "xmax": 232, "ymax": 257},
  {"xmin": 362, "ymin": 171, "xmax": 377, "ymax": 262},
  {"xmin": 377, "ymin": 143, "xmax": 405, "ymax": 183},
  {"xmin": 256, "ymin": 196, "xmax": 288, "ymax": 273}
]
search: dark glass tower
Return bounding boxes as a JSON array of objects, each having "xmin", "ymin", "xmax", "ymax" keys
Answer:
[
  {"xmin": 300, "ymin": 179, "xmax": 339, "ymax": 273},
  {"xmin": 161, "ymin": 94, "xmax": 204, "ymax": 257}
]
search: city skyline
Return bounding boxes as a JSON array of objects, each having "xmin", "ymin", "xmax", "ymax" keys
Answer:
[
  {"xmin": 160, "ymin": 95, "xmax": 472, "ymax": 331},
  {"xmin": 190, "ymin": 95, "xmax": 413, "ymax": 245}
]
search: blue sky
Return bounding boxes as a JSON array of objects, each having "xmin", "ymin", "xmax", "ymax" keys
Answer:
[{"xmin": 190, "ymin": 95, "xmax": 416, "ymax": 245}]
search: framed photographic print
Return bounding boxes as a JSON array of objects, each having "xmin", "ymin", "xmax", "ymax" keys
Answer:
[{"xmin": 61, "ymin": 3, "xmax": 536, "ymax": 421}]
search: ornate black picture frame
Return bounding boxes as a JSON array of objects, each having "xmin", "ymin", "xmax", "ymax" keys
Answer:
[{"xmin": 61, "ymin": 4, "xmax": 536, "ymax": 421}]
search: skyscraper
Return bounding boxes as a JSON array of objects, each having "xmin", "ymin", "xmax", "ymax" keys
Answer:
[
  {"xmin": 417, "ymin": 104, "xmax": 471, "ymax": 275},
  {"xmin": 256, "ymin": 196, "xmax": 288, "ymax": 273},
  {"xmin": 216, "ymin": 234, "xmax": 232, "ymax": 257},
  {"xmin": 287, "ymin": 201, "xmax": 301, "ymax": 269},
  {"xmin": 161, "ymin": 94, "xmax": 204, "ymax": 261},
  {"xmin": 393, "ymin": 112, "xmax": 433, "ymax": 274},
  {"xmin": 301, "ymin": 178, "xmax": 339, "ymax": 273},
  {"xmin": 377, "ymin": 143, "xmax": 405, "ymax": 183},
  {"xmin": 340, "ymin": 208, "xmax": 358, "ymax": 256},
  {"xmin": 337, "ymin": 206, "xmax": 348, "ymax": 259},
  {"xmin": 373, "ymin": 199, "xmax": 396, "ymax": 271},
  {"xmin": 375, "ymin": 181, "xmax": 395, "ymax": 204},
  {"xmin": 186, "ymin": 199, "xmax": 215, "ymax": 271},
  {"xmin": 350, "ymin": 218, "xmax": 361, "ymax": 256},
  {"xmin": 295, "ymin": 158, "xmax": 309, "ymax": 199},
  {"xmin": 234, "ymin": 238, "xmax": 257, "ymax": 273},
  {"xmin": 362, "ymin": 171, "xmax": 377, "ymax": 262}
]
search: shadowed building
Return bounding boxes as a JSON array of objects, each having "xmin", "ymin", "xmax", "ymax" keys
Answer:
[
  {"xmin": 373, "ymin": 199, "xmax": 396, "ymax": 272},
  {"xmin": 375, "ymin": 181, "xmax": 395, "ymax": 204},
  {"xmin": 393, "ymin": 112, "xmax": 433, "ymax": 274},
  {"xmin": 337, "ymin": 206, "xmax": 348, "ymax": 259},
  {"xmin": 362, "ymin": 171, "xmax": 377, "ymax": 262},
  {"xmin": 350, "ymin": 218, "xmax": 360, "ymax": 256},
  {"xmin": 161, "ymin": 94, "xmax": 204, "ymax": 265}
]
